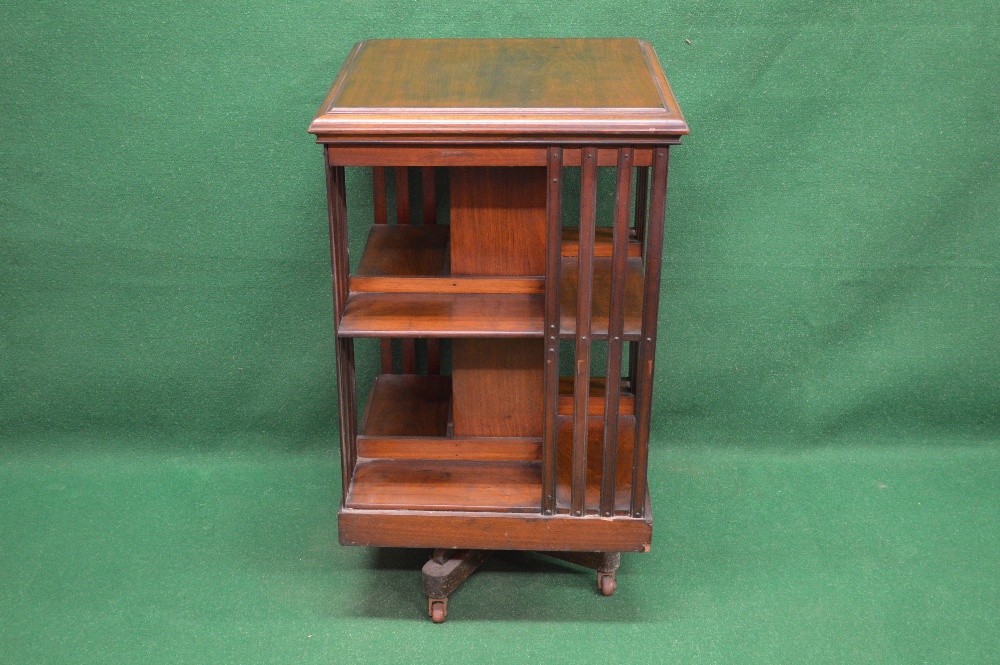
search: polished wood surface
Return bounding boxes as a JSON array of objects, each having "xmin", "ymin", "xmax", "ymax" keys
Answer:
[
  {"xmin": 452, "ymin": 338, "xmax": 544, "ymax": 437},
  {"xmin": 336, "ymin": 39, "xmax": 664, "ymax": 109},
  {"xmin": 338, "ymin": 508, "xmax": 652, "ymax": 552},
  {"xmin": 315, "ymin": 38, "xmax": 684, "ymax": 581},
  {"xmin": 356, "ymin": 436, "xmax": 541, "ymax": 462},
  {"xmin": 449, "ymin": 166, "xmax": 547, "ymax": 438},
  {"xmin": 449, "ymin": 167, "xmax": 547, "ymax": 275},
  {"xmin": 359, "ymin": 374, "xmax": 451, "ymax": 437},
  {"xmin": 348, "ymin": 459, "xmax": 542, "ymax": 512},
  {"xmin": 309, "ymin": 39, "xmax": 689, "ymax": 140}
]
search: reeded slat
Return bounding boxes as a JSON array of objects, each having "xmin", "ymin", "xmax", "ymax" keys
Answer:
[
  {"xmin": 394, "ymin": 166, "xmax": 411, "ymax": 224},
  {"xmin": 542, "ymin": 147, "xmax": 563, "ymax": 515},
  {"xmin": 601, "ymin": 148, "xmax": 633, "ymax": 516},
  {"xmin": 628, "ymin": 170, "xmax": 646, "ymax": 381},
  {"xmin": 421, "ymin": 167, "xmax": 436, "ymax": 224},
  {"xmin": 372, "ymin": 166, "xmax": 393, "ymax": 373},
  {"xmin": 634, "ymin": 165, "xmax": 649, "ymax": 256},
  {"xmin": 631, "ymin": 146, "xmax": 669, "ymax": 517},
  {"xmin": 393, "ymin": 167, "xmax": 416, "ymax": 371},
  {"xmin": 373, "ymin": 166, "xmax": 388, "ymax": 225},
  {"xmin": 422, "ymin": 167, "xmax": 441, "ymax": 373},
  {"xmin": 324, "ymin": 150, "xmax": 357, "ymax": 501},
  {"xmin": 572, "ymin": 146, "xmax": 598, "ymax": 516}
]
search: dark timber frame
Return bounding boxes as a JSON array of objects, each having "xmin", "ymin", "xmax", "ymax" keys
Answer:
[{"xmin": 310, "ymin": 38, "xmax": 687, "ymax": 620}]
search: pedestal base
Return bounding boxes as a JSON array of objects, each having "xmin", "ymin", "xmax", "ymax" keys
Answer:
[{"xmin": 421, "ymin": 548, "xmax": 621, "ymax": 623}]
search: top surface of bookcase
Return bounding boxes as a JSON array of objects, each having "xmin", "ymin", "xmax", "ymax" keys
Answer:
[{"xmin": 308, "ymin": 38, "xmax": 688, "ymax": 140}]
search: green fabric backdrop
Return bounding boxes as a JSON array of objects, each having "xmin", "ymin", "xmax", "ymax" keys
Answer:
[{"xmin": 2, "ymin": 1, "xmax": 997, "ymax": 663}]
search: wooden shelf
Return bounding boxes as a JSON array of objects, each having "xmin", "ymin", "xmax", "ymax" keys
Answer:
[
  {"xmin": 349, "ymin": 373, "xmax": 636, "ymax": 514},
  {"xmin": 339, "ymin": 292, "xmax": 545, "ymax": 337},
  {"xmin": 340, "ymin": 225, "xmax": 645, "ymax": 339},
  {"xmin": 347, "ymin": 458, "xmax": 542, "ymax": 512}
]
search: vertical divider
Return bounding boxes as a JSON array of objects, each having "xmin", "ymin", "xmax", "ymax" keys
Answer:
[
  {"xmin": 421, "ymin": 166, "xmax": 437, "ymax": 224},
  {"xmin": 631, "ymin": 147, "xmax": 670, "ymax": 517},
  {"xmin": 422, "ymin": 166, "xmax": 441, "ymax": 375},
  {"xmin": 542, "ymin": 147, "xmax": 563, "ymax": 515},
  {"xmin": 572, "ymin": 147, "xmax": 598, "ymax": 517},
  {"xmin": 634, "ymin": 165, "xmax": 649, "ymax": 257},
  {"xmin": 372, "ymin": 166, "xmax": 394, "ymax": 374},
  {"xmin": 601, "ymin": 148, "xmax": 633, "ymax": 516},
  {"xmin": 629, "ymin": 165, "xmax": 649, "ymax": 387},
  {"xmin": 325, "ymin": 149, "xmax": 357, "ymax": 502},
  {"xmin": 394, "ymin": 166, "xmax": 417, "ymax": 373}
]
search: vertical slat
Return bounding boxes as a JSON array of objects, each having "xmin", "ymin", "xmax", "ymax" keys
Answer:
[
  {"xmin": 422, "ymin": 167, "xmax": 441, "ymax": 374},
  {"xmin": 627, "ymin": 170, "xmax": 646, "ymax": 398},
  {"xmin": 421, "ymin": 166, "xmax": 436, "ymax": 224},
  {"xmin": 372, "ymin": 166, "xmax": 393, "ymax": 374},
  {"xmin": 627, "ymin": 341, "xmax": 638, "ymax": 393},
  {"xmin": 572, "ymin": 146, "xmax": 598, "ymax": 516},
  {"xmin": 542, "ymin": 147, "xmax": 563, "ymax": 515},
  {"xmin": 631, "ymin": 146, "xmax": 670, "ymax": 517},
  {"xmin": 394, "ymin": 166, "xmax": 411, "ymax": 224},
  {"xmin": 634, "ymin": 166, "xmax": 649, "ymax": 257},
  {"xmin": 601, "ymin": 148, "xmax": 633, "ymax": 516},
  {"xmin": 324, "ymin": 150, "xmax": 357, "ymax": 502},
  {"xmin": 373, "ymin": 166, "xmax": 388, "ymax": 225},
  {"xmin": 394, "ymin": 167, "xmax": 416, "ymax": 372}
]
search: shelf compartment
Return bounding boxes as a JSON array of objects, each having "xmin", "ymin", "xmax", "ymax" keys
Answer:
[
  {"xmin": 559, "ymin": 256, "xmax": 644, "ymax": 339},
  {"xmin": 357, "ymin": 374, "xmax": 540, "ymax": 463},
  {"xmin": 356, "ymin": 224, "xmax": 635, "ymax": 273},
  {"xmin": 339, "ymin": 292, "xmax": 545, "ymax": 337},
  {"xmin": 356, "ymin": 225, "xmax": 449, "ymax": 277},
  {"xmin": 555, "ymin": 414, "xmax": 637, "ymax": 515},
  {"xmin": 357, "ymin": 436, "xmax": 541, "ymax": 462},
  {"xmin": 359, "ymin": 374, "xmax": 451, "ymax": 437},
  {"xmin": 343, "ymin": 224, "xmax": 645, "ymax": 339},
  {"xmin": 557, "ymin": 377, "xmax": 634, "ymax": 416},
  {"xmin": 561, "ymin": 227, "xmax": 641, "ymax": 258},
  {"xmin": 339, "ymin": 258, "xmax": 643, "ymax": 339},
  {"xmin": 346, "ymin": 459, "xmax": 542, "ymax": 512}
]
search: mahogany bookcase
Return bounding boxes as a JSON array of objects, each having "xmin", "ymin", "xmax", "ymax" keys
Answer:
[{"xmin": 308, "ymin": 38, "xmax": 688, "ymax": 622}]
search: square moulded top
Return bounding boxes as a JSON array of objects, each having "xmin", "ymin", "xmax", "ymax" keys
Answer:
[{"xmin": 308, "ymin": 38, "xmax": 688, "ymax": 141}]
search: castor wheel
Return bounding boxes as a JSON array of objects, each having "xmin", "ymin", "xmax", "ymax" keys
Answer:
[
  {"xmin": 598, "ymin": 571, "xmax": 616, "ymax": 596},
  {"xmin": 428, "ymin": 598, "xmax": 448, "ymax": 623}
]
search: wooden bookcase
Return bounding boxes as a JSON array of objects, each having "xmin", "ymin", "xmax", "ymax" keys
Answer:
[{"xmin": 309, "ymin": 38, "xmax": 688, "ymax": 620}]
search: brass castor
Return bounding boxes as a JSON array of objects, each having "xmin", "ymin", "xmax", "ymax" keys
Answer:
[
  {"xmin": 598, "ymin": 571, "xmax": 616, "ymax": 596},
  {"xmin": 428, "ymin": 598, "xmax": 448, "ymax": 624}
]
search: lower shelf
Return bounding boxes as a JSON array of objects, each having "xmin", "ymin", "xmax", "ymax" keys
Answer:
[
  {"xmin": 349, "ymin": 373, "xmax": 641, "ymax": 515},
  {"xmin": 348, "ymin": 459, "xmax": 542, "ymax": 512}
]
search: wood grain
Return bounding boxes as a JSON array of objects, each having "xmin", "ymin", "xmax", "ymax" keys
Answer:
[
  {"xmin": 449, "ymin": 166, "xmax": 547, "ymax": 276},
  {"xmin": 358, "ymin": 374, "xmax": 451, "ymax": 437},
  {"xmin": 309, "ymin": 39, "xmax": 689, "ymax": 140},
  {"xmin": 355, "ymin": 225, "xmax": 449, "ymax": 277},
  {"xmin": 347, "ymin": 459, "xmax": 542, "ymax": 512},
  {"xmin": 339, "ymin": 507, "xmax": 652, "ymax": 552},
  {"xmin": 338, "ymin": 292, "xmax": 544, "ymax": 337},
  {"xmin": 323, "ymin": 146, "xmax": 657, "ymax": 167},
  {"xmin": 357, "ymin": 436, "xmax": 541, "ymax": 462},
  {"xmin": 452, "ymin": 338, "xmax": 544, "ymax": 437}
]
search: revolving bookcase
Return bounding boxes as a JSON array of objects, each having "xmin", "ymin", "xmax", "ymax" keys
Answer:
[{"xmin": 308, "ymin": 38, "xmax": 688, "ymax": 622}]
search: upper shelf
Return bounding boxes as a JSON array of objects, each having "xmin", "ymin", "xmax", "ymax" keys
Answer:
[
  {"xmin": 309, "ymin": 39, "xmax": 688, "ymax": 141},
  {"xmin": 337, "ymin": 224, "xmax": 644, "ymax": 339}
]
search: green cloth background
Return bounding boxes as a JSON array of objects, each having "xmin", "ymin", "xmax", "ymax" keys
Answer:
[{"xmin": 2, "ymin": 1, "xmax": 998, "ymax": 662}]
